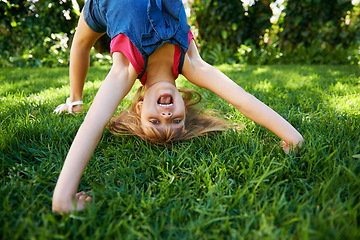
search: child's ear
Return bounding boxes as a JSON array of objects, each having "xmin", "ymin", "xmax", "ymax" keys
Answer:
[{"xmin": 135, "ymin": 101, "xmax": 143, "ymax": 115}]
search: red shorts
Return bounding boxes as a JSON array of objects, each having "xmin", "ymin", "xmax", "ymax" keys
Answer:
[{"xmin": 110, "ymin": 30, "xmax": 194, "ymax": 85}]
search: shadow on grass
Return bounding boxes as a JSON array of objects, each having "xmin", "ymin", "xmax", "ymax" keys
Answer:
[{"xmin": 0, "ymin": 67, "xmax": 110, "ymax": 96}]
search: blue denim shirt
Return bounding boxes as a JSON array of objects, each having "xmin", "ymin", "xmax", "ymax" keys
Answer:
[{"xmin": 84, "ymin": 0, "xmax": 190, "ymax": 62}]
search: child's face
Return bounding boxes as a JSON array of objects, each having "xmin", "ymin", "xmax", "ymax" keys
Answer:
[{"xmin": 136, "ymin": 82, "xmax": 186, "ymax": 136}]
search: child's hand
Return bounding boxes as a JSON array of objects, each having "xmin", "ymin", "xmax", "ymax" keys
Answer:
[
  {"xmin": 73, "ymin": 191, "xmax": 93, "ymax": 211},
  {"xmin": 281, "ymin": 141, "xmax": 291, "ymax": 154},
  {"xmin": 52, "ymin": 191, "xmax": 92, "ymax": 213},
  {"xmin": 281, "ymin": 140, "xmax": 302, "ymax": 154}
]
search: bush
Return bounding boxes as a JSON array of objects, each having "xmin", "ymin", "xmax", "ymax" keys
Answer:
[
  {"xmin": 191, "ymin": 0, "xmax": 360, "ymax": 65},
  {"xmin": 279, "ymin": 0, "xmax": 358, "ymax": 51},
  {"xmin": 0, "ymin": 0, "xmax": 78, "ymax": 67},
  {"xmin": 276, "ymin": 0, "xmax": 360, "ymax": 64},
  {"xmin": 191, "ymin": 0, "xmax": 272, "ymax": 65},
  {"xmin": 1, "ymin": 0, "xmax": 359, "ymax": 67}
]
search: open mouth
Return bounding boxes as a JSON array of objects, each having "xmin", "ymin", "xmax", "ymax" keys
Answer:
[{"xmin": 157, "ymin": 94, "xmax": 173, "ymax": 107}]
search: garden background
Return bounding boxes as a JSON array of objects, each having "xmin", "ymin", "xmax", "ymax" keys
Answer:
[
  {"xmin": 1, "ymin": 0, "xmax": 360, "ymax": 66},
  {"xmin": 1, "ymin": 0, "xmax": 360, "ymax": 239}
]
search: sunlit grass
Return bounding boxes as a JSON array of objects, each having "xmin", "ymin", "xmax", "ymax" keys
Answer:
[{"xmin": 1, "ymin": 65, "xmax": 359, "ymax": 239}]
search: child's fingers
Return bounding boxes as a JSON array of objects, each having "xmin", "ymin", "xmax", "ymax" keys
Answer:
[
  {"xmin": 75, "ymin": 191, "xmax": 93, "ymax": 202},
  {"xmin": 85, "ymin": 196, "xmax": 93, "ymax": 202},
  {"xmin": 78, "ymin": 194, "xmax": 93, "ymax": 202},
  {"xmin": 72, "ymin": 192, "xmax": 93, "ymax": 211},
  {"xmin": 75, "ymin": 191, "xmax": 85, "ymax": 198}
]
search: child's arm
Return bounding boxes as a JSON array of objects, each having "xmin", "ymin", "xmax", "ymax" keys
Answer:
[
  {"xmin": 54, "ymin": 11, "xmax": 105, "ymax": 113},
  {"xmin": 182, "ymin": 41, "xmax": 303, "ymax": 152},
  {"xmin": 52, "ymin": 53, "xmax": 138, "ymax": 213}
]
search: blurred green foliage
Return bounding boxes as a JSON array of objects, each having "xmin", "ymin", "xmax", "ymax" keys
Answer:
[
  {"xmin": 0, "ymin": 0, "xmax": 78, "ymax": 67},
  {"xmin": 191, "ymin": 0, "xmax": 272, "ymax": 64},
  {"xmin": 192, "ymin": 0, "xmax": 360, "ymax": 65},
  {"xmin": 277, "ymin": 0, "xmax": 360, "ymax": 64},
  {"xmin": 0, "ymin": 0, "xmax": 359, "ymax": 67},
  {"xmin": 280, "ymin": 0, "xmax": 357, "ymax": 50}
]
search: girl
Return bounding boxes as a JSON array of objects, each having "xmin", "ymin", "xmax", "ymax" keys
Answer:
[{"xmin": 52, "ymin": 0, "xmax": 303, "ymax": 213}]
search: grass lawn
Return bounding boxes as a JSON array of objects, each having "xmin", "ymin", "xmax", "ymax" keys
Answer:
[{"xmin": 1, "ymin": 64, "xmax": 359, "ymax": 239}]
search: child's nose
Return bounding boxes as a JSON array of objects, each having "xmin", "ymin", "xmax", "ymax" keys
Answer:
[{"xmin": 161, "ymin": 112, "xmax": 172, "ymax": 118}]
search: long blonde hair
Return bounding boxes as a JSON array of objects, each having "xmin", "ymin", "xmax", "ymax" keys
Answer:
[{"xmin": 108, "ymin": 86, "xmax": 228, "ymax": 145}]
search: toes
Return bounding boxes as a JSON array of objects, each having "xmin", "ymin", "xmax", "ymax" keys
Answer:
[{"xmin": 53, "ymin": 104, "xmax": 67, "ymax": 114}]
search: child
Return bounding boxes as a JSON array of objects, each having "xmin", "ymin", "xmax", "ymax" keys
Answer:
[{"xmin": 52, "ymin": 0, "xmax": 303, "ymax": 213}]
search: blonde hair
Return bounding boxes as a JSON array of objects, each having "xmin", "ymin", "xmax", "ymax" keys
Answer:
[{"xmin": 108, "ymin": 86, "xmax": 228, "ymax": 145}]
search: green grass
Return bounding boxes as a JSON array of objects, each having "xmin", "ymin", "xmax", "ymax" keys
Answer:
[{"xmin": 1, "ymin": 65, "xmax": 359, "ymax": 239}]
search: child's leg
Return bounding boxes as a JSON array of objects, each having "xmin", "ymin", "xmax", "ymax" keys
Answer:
[{"xmin": 69, "ymin": 11, "xmax": 105, "ymax": 112}]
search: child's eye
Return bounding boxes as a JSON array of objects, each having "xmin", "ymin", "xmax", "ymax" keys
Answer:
[
  {"xmin": 172, "ymin": 119, "xmax": 182, "ymax": 124},
  {"xmin": 150, "ymin": 120, "xmax": 159, "ymax": 124}
]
